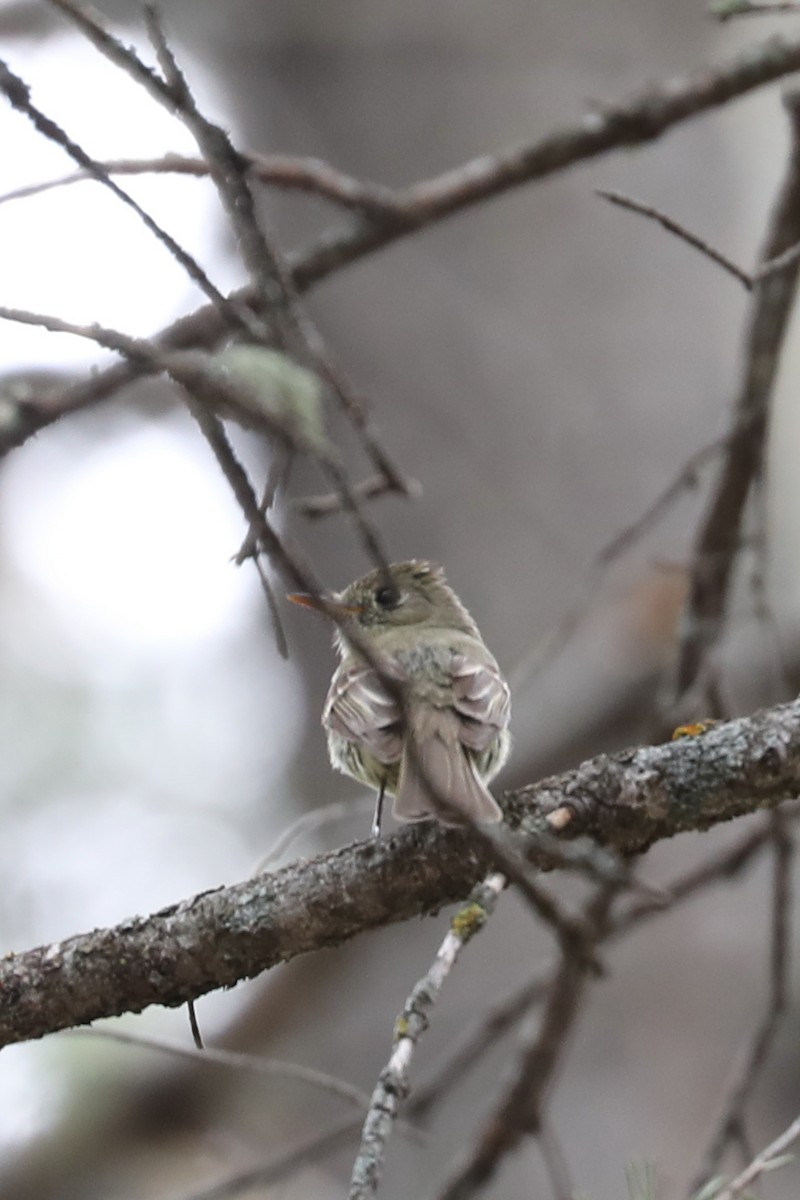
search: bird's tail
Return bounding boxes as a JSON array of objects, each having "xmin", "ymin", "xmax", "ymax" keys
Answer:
[{"xmin": 393, "ymin": 706, "xmax": 502, "ymax": 825}]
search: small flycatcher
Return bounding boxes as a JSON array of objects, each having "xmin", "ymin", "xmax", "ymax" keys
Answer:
[{"xmin": 290, "ymin": 561, "xmax": 511, "ymax": 835}]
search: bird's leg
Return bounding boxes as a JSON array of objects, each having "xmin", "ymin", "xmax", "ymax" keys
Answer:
[{"xmin": 371, "ymin": 783, "xmax": 386, "ymax": 839}]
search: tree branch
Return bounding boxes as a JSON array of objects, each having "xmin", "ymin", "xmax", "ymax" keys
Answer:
[
  {"xmin": 2, "ymin": 698, "xmax": 800, "ymax": 1049},
  {"xmin": 8, "ymin": 26, "xmax": 800, "ymax": 451},
  {"xmin": 670, "ymin": 90, "xmax": 800, "ymax": 705},
  {"xmin": 0, "ymin": 152, "xmax": 401, "ymax": 216}
]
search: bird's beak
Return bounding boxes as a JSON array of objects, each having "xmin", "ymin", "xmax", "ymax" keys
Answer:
[{"xmin": 287, "ymin": 592, "xmax": 362, "ymax": 619}]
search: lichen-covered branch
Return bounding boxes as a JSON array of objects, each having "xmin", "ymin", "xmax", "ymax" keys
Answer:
[
  {"xmin": 2, "ymin": 698, "xmax": 800, "ymax": 1049},
  {"xmin": 347, "ymin": 873, "xmax": 505, "ymax": 1200}
]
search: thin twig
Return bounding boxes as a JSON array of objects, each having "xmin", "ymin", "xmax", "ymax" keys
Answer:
[
  {"xmin": 147, "ymin": 6, "xmax": 400, "ymax": 570},
  {"xmin": 464, "ymin": 826, "xmax": 602, "ymax": 969},
  {"xmin": 0, "ymin": 152, "xmax": 401, "ymax": 214},
  {"xmin": 412, "ymin": 814, "xmax": 784, "ymax": 1122},
  {"xmin": 713, "ymin": 0, "xmax": 800, "ymax": 19},
  {"xmin": 10, "ymin": 26, "xmax": 800, "ymax": 453},
  {"xmin": 0, "ymin": 300, "xmax": 341, "ymax": 660},
  {"xmin": 73, "ymin": 1026, "xmax": 407, "ymax": 1117},
  {"xmin": 0, "ymin": 319, "xmax": 479, "ymax": 851},
  {"xmin": 143, "ymin": 8, "xmax": 291, "ymax": 344},
  {"xmin": 434, "ymin": 886, "xmax": 615, "ymax": 1200},
  {"xmin": 172, "ymin": 1113, "xmax": 363, "ymax": 1200},
  {"xmin": 614, "ymin": 812, "xmax": 789, "ymax": 932},
  {"xmin": 166, "ymin": 813, "xmax": 794, "ymax": 1200},
  {"xmin": 511, "ymin": 433, "xmax": 728, "ymax": 692},
  {"xmin": 293, "ymin": 472, "xmax": 422, "ymax": 519},
  {"xmin": 233, "ymin": 450, "xmax": 292, "ymax": 567},
  {"xmin": 254, "ymin": 796, "xmax": 374, "ymax": 871},
  {"xmin": 709, "ymin": 1111, "xmax": 800, "ymax": 1200},
  {"xmin": 538, "ymin": 1119, "xmax": 575, "ymax": 1200},
  {"xmin": 347, "ymin": 872, "xmax": 506, "ymax": 1200},
  {"xmin": 755, "ymin": 234, "xmax": 800, "ymax": 280},
  {"xmin": 596, "ymin": 189, "xmax": 753, "ymax": 288},
  {"xmin": 408, "ymin": 971, "xmax": 550, "ymax": 1119},
  {"xmin": 0, "ymin": 57, "xmax": 253, "ymax": 337},
  {"xmin": 48, "ymin": 0, "xmax": 409, "ymax": 545},
  {"xmin": 689, "ymin": 811, "xmax": 793, "ymax": 1194},
  {"xmin": 671, "ymin": 90, "xmax": 800, "ymax": 708}
]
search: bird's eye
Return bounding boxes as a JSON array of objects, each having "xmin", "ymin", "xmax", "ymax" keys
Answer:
[{"xmin": 374, "ymin": 585, "xmax": 402, "ymax": 609}]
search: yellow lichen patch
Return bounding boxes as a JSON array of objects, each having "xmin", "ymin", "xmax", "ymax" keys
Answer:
[
  {"xmin": 451, "ymin": 902, "xmax": 487, "ymax": 939},
  {"xmin": 671, "ymin": 720, "xmax": 721, "ymax": 740},
  {"xmin": 393, "ymin": 1015, "xmax": 411, "ymax": 1041}
]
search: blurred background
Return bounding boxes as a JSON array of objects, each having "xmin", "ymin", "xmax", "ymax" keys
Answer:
[{"xmin": 1, "ymin": 1, "xmax": 800, "ymax": 1197}]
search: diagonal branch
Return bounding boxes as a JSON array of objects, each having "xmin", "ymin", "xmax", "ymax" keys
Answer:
[
  {"xmin": 671, "ymin": 90, "xmax": 800, "ymax": 705},
  {"xmin": 0, "ymin": 57, "xmax": 252, "ymax": 336},
  {"xmin": 433, "ymin": 886, "xmax": 615, "ymax": 1200},
  {"xmin": 2, "ymin": 698, "xmax": 800, "ymax": 1050},
  {"xmin": 347, "ymin": 873, "xmax": 506, "ymax": 1199},
  {"xmin": 689, "ymin": 811, "xmax": 793, "ymax": 1193},
  {"xmin": 8, "ymin": 27, "xmax": 800, "ymax": 452}
]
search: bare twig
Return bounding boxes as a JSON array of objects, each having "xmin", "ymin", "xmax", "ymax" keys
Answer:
[
  {"xmin": 173, "ymin": 812, "xmax": 795, "ymax": 1200},
  {"xmin": 73, "ymin": 1026, "xmax": 397, "ymax": 1116},
  {"xmin": 538, "ymin": 1119, "xmax": 575, "ymax": 1200},
  {"xmin": 0, "ymin": 301, "xmax": 344, "ymax": 669},
  {"xmin": 173, "ymin": 1113, "xmax": 364, "ymax": 1200},
  {"xmin": 0, "ymin": 152, "xmax": 401, "ymax": 214},
  {"xmin": 408, "ymin": 971, "xmax": 551, "ymax": 1119},
  {"xmin": 0, "ymin": 302, "xmax": 333, "ymax": 580},
  {"xmin": 756, "ymin": 234, "xmax": 800, "ymax": 280},
  {"xmin": 434, "ymin": 887, "xmax": 615, "ymax": 1200},
  {"xmin": 9, "ymin": 27, "xmax": 800, "ymax": 453},
  {"xmin": 293, "ymin": 472, "xmax": 423, "ymax": 518},
  {"xmin": 255, "ymin": 796, "xmax": 374, "ymax": 870},
  {"xmin": 510, "ymin": 433, "xmax": 728, "ymax": 691},
  {"xmin": 596, "ymin": 189, "xmax": 753, "ymax": 288},
  {"xmin": 689, "ymin": 811, "xmax": 793, "ymax": 1193},
  {"xmin": 347, "ymin": 873, "xmax": 505, "ymax": 1200},
  {"xmin": 46, "ymin": 0, "xmax": 410, "ymax": 541},
  {"xmin": 147, "ymin": 6, "xmax": 401, "ymax": 568},
  {"xmin": 0, "ymin": 57, "xmax": 253, "ymax": 337},
  {"xmin": 614, "ymin": 812, "xmax": 786, "ymax": 932},
  {"xmin": 713, "ymin": 0, "xmax": 800, "ymax": 19},
  {"xmin": 412, "ymin": 813, "xmax": 785, "ymax": 1121},
  {"xmin": 671, "ymin": 91, "xmax": 800, "ymax": 707},
  {"xmin": 708, "ymin": 1111, "xmax": 800, "ymax": 1200},
  {"xmin": 595, "ymin": 438, "xmax": 736, "ymax": 571},
  {"xmin": 143, "ymin": 8, "xmax": 292, "ymax": 342}
]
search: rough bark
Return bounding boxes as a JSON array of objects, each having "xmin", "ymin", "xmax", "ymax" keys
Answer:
[{"xmin": 1, "ymin": 698, "xmax": 799, "ymax": 1049}]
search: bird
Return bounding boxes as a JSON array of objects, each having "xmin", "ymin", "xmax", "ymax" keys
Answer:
[{"xmin": 289, "ymin": 560, "xmax": 511, "ymax": 836}]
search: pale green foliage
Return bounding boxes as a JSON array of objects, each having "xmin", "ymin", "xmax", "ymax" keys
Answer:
[
  {"xmin": 215, "ymin": 344, "xmax": 326, "ymax": 448},
  {"xmin": 626, "ymin": 1160, "xmax": 659, "ymax": 1200}
]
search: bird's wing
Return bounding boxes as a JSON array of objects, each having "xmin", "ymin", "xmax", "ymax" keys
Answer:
[
  {"xmin": 323, "ymin": 661, "xmax": 403, "ymax": 764},
  {"xmin": 450, "ymin": 650, "xmax": 511, "ymax": 751}
]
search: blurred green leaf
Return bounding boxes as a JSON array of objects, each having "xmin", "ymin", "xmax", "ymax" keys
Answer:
[
  {"xmin": 215, "ymin": 344, "xmax": 326, "ymax": 449},
  {"xmin": 625, "ymin": 1160, "xmax": 658, "ymax": 1200}
]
